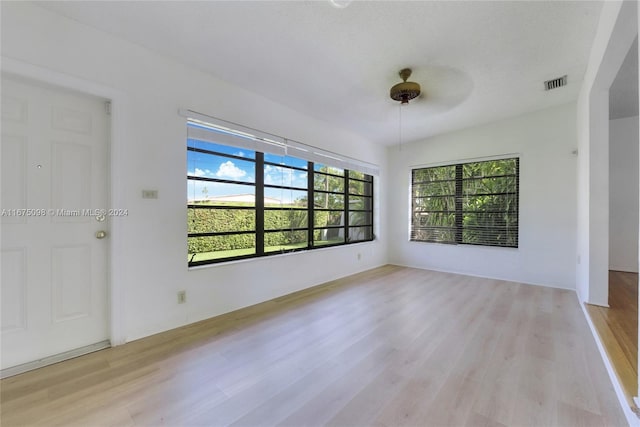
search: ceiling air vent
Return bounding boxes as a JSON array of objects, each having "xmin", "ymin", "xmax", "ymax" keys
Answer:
[{"xmin": 544, "ymin": 75, "xmax": 567, "ymax": 91}]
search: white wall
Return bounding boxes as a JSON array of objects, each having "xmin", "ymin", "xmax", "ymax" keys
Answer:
[
  {"xmin": 609, "ymin": 116, "xmax": 639, "ymax": 273},
  {"xmin": 576, "ymin": 0, "xmax": 637, "ymax": 305},
  {"xmin": 0, "ymin": 3, "xmax": 388, "ymax": 343},
  {"xmin": 387, "ymin": 103, "xmax": 577, "ymax": 289}
]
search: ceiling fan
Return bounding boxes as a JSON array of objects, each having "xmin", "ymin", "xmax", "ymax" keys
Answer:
[{"xmin": 390, "ymin": 68, "xmax": 421, "ymax": 104}]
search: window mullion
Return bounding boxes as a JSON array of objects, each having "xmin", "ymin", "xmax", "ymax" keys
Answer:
[
  {"xmin": 370, "ymin": 176, "xmax": 374, "ymax": 240},
  {"xmin": 308, "ymin": 161, "xmax": 314, "ymax": 248},
  {"xmin": 344, "ymin": 170, "xmax": 350, "ymax": 243},
  {"xmin": 256, "ymin": 152, "xmax": 265, "ymax": 256},
  {"xmin": 455, "ymin": 164, "xmax": 463, "ymax": 244},
  {"xmin": 515, "ymin": 158, "xmax": 520, "ymax": 247}
]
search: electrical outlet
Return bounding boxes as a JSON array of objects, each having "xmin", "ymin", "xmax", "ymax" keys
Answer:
[{"xmin": 177, "ymin": 290, "xmax": 186, "ymax": 304}]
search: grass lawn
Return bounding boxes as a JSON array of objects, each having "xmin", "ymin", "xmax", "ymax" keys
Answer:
[{"xmin": 188, "ymin": 239, "xmax": 344, "ymax": 263}]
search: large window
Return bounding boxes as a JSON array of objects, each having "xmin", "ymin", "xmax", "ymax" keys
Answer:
[
  {"xmin": 187, "ymin": 121, "xmax": 374, "ymax": 266},
  {"xmin": 411, "ymin": 157, "xmax": 519, "ymax": 248}
]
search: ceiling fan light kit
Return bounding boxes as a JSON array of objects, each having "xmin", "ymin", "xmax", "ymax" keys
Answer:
[{"xmin": 390, "ymin": 68, "xmax": 421, "ymax": 104}]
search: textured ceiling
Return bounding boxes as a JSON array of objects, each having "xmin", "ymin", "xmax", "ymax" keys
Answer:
[{"xmin": 36, "ymin": 1, "xmax": 604, "ymax": 146}]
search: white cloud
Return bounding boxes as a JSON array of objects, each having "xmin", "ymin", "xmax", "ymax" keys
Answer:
[
  {"xmin": 265, "ymin": 166, "xmax": 289, "ymax": 185},
  {"xmin": 192, "ymin": 167, "xmax": 214, "ymax": 177},
  {"xmin": 264, "ymin": 166, "xmax": 309, "ymax": 188},
  {"xmin": 216, "ymin": 161, "xmax": 247, "ymax": 179}
]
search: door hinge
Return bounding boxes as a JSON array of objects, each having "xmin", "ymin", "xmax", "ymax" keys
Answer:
[{"xmin": 105, "ymin": 101, "xmax": 112, "ymax": 116}]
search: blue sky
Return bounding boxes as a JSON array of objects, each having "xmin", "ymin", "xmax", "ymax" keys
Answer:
[{"xmin": 187, "ymin": 140, "xmax": 308, "ymax": 204}]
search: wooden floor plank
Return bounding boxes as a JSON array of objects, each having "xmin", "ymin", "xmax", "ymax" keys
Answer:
[
  {"xmin": 585, "ymin": 270, "xmax": 638, "ymax": 409},
  {"xmin": 0, "ymin": 265, "xmax": 627, "ymax": 426}
]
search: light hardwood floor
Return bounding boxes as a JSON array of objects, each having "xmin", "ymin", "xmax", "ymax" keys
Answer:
[
  {"xmin": 0, "ymin": 265, "xmax": 628, "ymax": 426},
  {"xmin": 586, "ymin": 270, "xmax": 638, "ymax": 410}
]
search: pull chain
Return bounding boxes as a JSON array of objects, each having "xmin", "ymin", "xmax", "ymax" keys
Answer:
[{"xmin": 398, "ymin": 103, "xmax": 403, "ymax": 152}]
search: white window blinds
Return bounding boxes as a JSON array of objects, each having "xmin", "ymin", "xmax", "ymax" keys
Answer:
[{"xmin": 180, "ymin": 109, "xmax": 379, "ymax": 176}]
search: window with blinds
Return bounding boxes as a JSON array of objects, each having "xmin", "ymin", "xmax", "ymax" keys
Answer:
[
  {"xmin": 186, "ymin": 117, "xmax": 375, "ymax": 266},
  {"xmin": 411, "ymin": 157, "xmax": 519, "ymax": 248}
]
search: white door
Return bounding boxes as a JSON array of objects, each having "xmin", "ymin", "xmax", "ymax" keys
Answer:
[{"xmin": 1, "ymin": 75, "xmax": 110, "ymax": 370}]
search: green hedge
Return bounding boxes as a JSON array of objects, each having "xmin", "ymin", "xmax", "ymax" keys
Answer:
[{"xmin": 188, "ymin": 207, "xmax": 329, "ymax": 253}]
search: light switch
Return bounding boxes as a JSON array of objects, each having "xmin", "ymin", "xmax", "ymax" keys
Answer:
[{"xmin": 142, "ymin": 190, "xmax": 158, "ymax": 199}]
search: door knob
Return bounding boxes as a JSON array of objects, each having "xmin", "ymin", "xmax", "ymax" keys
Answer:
[{"xmin": 95, "ymin": 230, "xmax": 107, "ymax": 239}]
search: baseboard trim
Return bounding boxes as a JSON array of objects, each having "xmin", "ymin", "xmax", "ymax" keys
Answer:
[
  {"xmin": 388, "ymin": 262, "xmax": 575, "ymax": 291},
  {"xmin": 1, "ymin": 340, "xmax": 111, "ymax": 379},
  {"xmin": 585, "ymin": 301, "xmax": 611, "ymax": 308}
]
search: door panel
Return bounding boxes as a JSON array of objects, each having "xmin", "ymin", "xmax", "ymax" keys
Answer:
[
  {"xmin": 51, "ymin": 141, "xmax": 92, "ymax": 219},
  {"xmin": 1, "ymin": 75, "xmax": 110, "ymax": 370},
  {"xmin": 52, "ymin": 245, "xmax": 92, "ymax": 322},
  {"xmin": 0, "ymin": 248, "xmax": 27, "ymax": 333},
  {"xmin": 1, "ymin": 135, "xmax": 27, "ymax": 224}
]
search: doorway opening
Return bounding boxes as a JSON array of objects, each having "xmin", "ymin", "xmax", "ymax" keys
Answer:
[{"xmin": 587, "ymin": 36, "xmax": 639, "ymax": 408}]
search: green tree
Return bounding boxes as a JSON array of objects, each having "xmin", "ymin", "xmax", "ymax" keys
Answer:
[{"xmin": 412, "ymin": 159, "xmax": 517, "ymax": 246}]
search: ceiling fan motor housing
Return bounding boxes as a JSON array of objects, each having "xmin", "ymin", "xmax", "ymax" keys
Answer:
[{"xmin": 390, "ymin": 68, "xmax": 421, "ymax": 104}]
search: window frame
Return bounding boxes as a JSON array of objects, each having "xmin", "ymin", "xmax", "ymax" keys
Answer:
[
  {"xmin": 410, "ymin": 157, "xmax": 519, "ymax": 248},
  {"xmin": 188, "ymin": 137, "xmax": 374, "ymax": 267}
]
